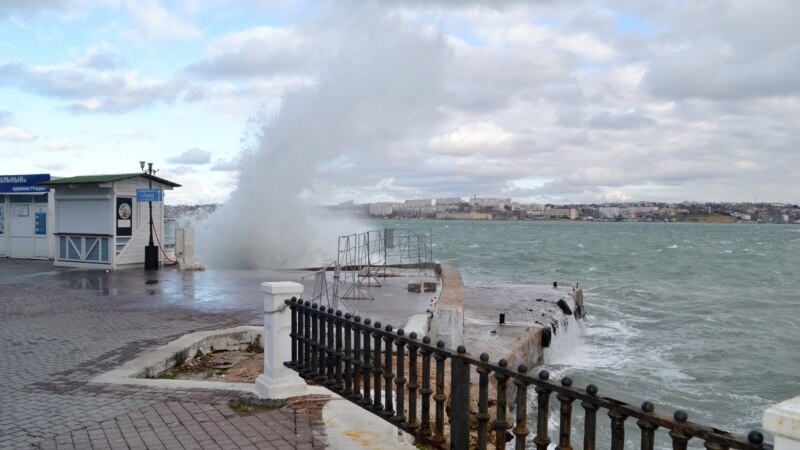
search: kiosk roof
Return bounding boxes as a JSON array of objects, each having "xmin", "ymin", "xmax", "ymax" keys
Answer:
[{"xmin": 40, "ymin": 173, "xmax": 181, "ymax": 187}]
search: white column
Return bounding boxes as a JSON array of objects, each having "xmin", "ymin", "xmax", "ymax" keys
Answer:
[
  {"xmin": 255, "ymin": 281, "xmax": 308, "ymax": 399},
  {"xmin": 764, "ymin": 396, "xmax": 800, "ymax": 450}
]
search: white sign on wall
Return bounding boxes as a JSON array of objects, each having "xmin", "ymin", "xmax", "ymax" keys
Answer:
[{"xmin": 11, "ymin": 205, "xmax": 28, "ymax": 217}]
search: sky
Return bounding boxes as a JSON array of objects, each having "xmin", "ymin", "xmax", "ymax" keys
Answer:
[{"xmin": 1, "ymin": 0, "xmax": 798, "ymax": 206}]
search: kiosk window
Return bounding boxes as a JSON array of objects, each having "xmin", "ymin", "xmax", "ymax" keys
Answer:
[
  {"xmin": 0, "ymin": 205, "xmax": 4, "ymax": 234},
  {"xmin": 33, "ymin": 194, "xmax": 48, "ymax": 203},
  {"xmin": 10, "ymin": 195, "xmax": 31, "ymax": 203}
]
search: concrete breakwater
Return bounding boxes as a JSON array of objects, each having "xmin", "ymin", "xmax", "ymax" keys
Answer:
[
  {"xmin": 426, "ymin": 262, "xmax": 585, "ymax": 443},
  {"xmin": 429, "ymin": 262, "xmax": 585, "ymax": 369}
]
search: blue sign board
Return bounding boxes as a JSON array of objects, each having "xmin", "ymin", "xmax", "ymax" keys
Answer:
[
  {"xmin": 0, "ymin": 174, "xmax": 50, "ymax": 193},
  {"xmin": 136, "ymin": 188, "xmax": 163, "ymax": 202}
]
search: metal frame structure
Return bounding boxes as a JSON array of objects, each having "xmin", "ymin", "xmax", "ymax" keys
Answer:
[{"xmin": 320, "ymin": 227, "xmax": 434, "ymax": 312}]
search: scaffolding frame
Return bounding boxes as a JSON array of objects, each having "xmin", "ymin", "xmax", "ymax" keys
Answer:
[{"xmin": 323, "ymin": 227, "xmax": 434, "ymax": 311}]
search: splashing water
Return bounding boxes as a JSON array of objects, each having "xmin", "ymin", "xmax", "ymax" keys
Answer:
[{"xmin": 198, "ymin": 4, "xmax": 449, "ymax": 268}]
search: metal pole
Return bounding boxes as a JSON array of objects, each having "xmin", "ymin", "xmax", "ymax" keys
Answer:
[{"xmin": 143, "ymin": 162, "xmax": 159, "ymax": 271}]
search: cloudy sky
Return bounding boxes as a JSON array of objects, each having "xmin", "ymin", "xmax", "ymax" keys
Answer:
[{"xmin": 1, "ymin": 0, "xmax": 798, "ymax": 205}]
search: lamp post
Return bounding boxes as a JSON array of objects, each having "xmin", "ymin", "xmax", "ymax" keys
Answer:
[{"xmin": 140, "ymin": 161, "xmax": 159, "ymax": 271}]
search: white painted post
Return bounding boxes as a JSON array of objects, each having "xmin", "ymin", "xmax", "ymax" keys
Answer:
[
  {"xmin": 764, "ymin": 396, "xmax": 800, "ymax": 450},
  {"xmin": 255, "ymin": 281, "xmax": 308, "ymax": 399}
]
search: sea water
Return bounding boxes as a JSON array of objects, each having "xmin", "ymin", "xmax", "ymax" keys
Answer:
[{"xmin": 376, "ymin": 220, "xmax": 800, "ymax": 435}]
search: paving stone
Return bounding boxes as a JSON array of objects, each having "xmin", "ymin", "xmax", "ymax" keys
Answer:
[{"xmin": 0, "ymin": 261, "xmax": 327, "ymax": 450}]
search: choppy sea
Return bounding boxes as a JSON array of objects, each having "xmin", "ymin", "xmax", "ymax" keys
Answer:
[{"xmin": 376, "ymin": 219, "xmax": 800, "ymax": 436}]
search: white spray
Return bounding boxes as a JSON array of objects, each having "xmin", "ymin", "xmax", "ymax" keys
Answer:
[{"xmin": 199, "ymin": 4, "xmax": 449, "ymax": 268}]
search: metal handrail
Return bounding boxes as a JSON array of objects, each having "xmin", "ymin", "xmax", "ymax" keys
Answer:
[{"xmin": 285, "ymin": 297, "xmax": 770, "ymax": 450}]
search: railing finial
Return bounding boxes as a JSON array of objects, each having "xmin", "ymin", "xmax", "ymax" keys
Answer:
[{"xmin": 748, "ymin": 430, "xmax": 764, "ymax": 445}]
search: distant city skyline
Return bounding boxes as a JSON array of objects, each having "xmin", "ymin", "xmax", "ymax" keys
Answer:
[{"xmin": 1, "ymin": 1, "xmax": 798, "ymax": 206}]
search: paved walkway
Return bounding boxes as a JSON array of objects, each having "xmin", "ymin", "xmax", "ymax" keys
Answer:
[{"xmin": 0, "ymin": 261, "xmax": 326, "ymax": 449}]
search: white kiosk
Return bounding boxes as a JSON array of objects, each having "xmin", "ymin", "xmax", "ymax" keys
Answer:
[
  {"xmin": 41, "ymin": 173, "xmax": 180, "ymax": 270},
  {"xmin": 0, "ymin": 174, "xmax": 55, "ymax": 259}
]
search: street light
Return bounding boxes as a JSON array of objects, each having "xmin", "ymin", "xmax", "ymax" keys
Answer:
[{"xmin": 141, "ymin": 161, "xmax": 159, "ymax": 271}]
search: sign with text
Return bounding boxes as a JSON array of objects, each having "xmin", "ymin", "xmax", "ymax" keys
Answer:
[
  {"xmin": 136, "ymin": 189, "xmax": 163, "ymax": 202},
  {"xmin": 0, "ymin": 174, "xmax": 50, "ymax": 193}
]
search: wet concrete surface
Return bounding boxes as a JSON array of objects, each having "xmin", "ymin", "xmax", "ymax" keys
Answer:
[
  {"xmin": 0, "ymin": 259, "xmax": 438, "ymax": 332},
  {"xmin": 0, "ymin": 258, "xmax": 439, "ymax": 449},
  {"xmin": 463, "ymin": 283, "xmax": 582, "ymax": 360}
]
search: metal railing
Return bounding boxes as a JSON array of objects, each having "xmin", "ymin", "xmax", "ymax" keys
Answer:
[{"xmin": 284, "ymin": 297, "xmax": 770, "ymax": 450}]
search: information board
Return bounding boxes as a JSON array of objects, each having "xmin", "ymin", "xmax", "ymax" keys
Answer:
[{"xmin": 136, "ymin": 189, "xmax": 163, "ymax": 202}]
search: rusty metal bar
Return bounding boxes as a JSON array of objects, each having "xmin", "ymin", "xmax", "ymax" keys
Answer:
[
  {"xmin": 317, "ymin": 305, "xmax": 327, "ymax": 383},
  {"xmin": 325, "ymin": 307, "xmax": 335, "ymax": 387},
  {"xmin": 513, "ymin": 364, "xmax": 531, "ymax": 450},
  {"xmin": 433, "ymin": 340, "xmax": 447, "ymax": 443},
  {"xmin": 670, "ymin": 410, "xmax": 691, "ymax": 450},
  {"xmin": 372, "ymin": 321, "xmax": 383, "ymax": 411},
  {"xmin": 556, "ymin": 377, "xmax": 575, "ymax": 450},
  {"xmin": 494, "ymin": 359, "xmax": 511, "ymax": 450},
  {"xmin": 352, "ymin": 315, "xmax": 362, "ymax": 400},
  {"xmin": 343, "ymin": 313, "xmax": 353, "ymax": 396},
  {"xmin": 394, "ymin": 329, "xmax": 407, "ymax": 423},
  {"xmin": 303, "ymin": 301, "xmax": 311, "ymax": 377},
  {"xmin": 382, "ymin": 324, "xmax": 395, "ymax": 418},
  {"xmin": 451, "ymin": 345, "xmax": 471, "ymax": 450},
  {"xmin": 290, "ymin": 297, "xmax": 298, "ymax": 367},
  {"xmin": 407, "ymin": 333, "xmax": 420, "ymax": 431},
  {"xmin": 310, "ymin": 303, "xmax": 319, "ymax": 379},
  {"xmin": 534, "ymin": 370, "xmax": 552, "ymax": 450},
  {"xmin": 419, "ymin": 336, "xmax": 433, "ymax": 438},
  {"xmin": 638, "ymin": 401, "xmax": 658, "ymax": 450},
  {"xmin": 334, "ymin": 310, "xmax": 344, "ymax": 391},
  {"xmin": 361, "ymin": 318, "xmax": 372, "ymax": 406},
  {"xmin": 476, "ymin": 353, "xmax": 491, "ymax": 450},
  {"xmin": 582, "ymin": 384, "xmax": 599, "ymax": 450},
  {"xmin": 608, "ymin": 409, "xmax": 628, "ymax": 450}
]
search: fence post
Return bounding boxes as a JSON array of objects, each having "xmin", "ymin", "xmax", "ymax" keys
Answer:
[
  {"xmin": 450, "ymin": 345, "xmax": 471, "ymax": 450},
  {"xmin": 255, "ymin": 281, "xmax": 308, "ymax": 399},
  {"xmin": 764, "ymin": 396, "xmax": 800, "ymax": 450}
]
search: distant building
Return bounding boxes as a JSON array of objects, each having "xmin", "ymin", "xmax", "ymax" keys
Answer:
[
  {"xmin": 434, "ymin": 197, "xmax": 463, "ymax": 206},
  {"xmin": 545, "ymin": 207, "xmax": 578, "ymax": 220},
  {"xmin": 368, "ymin": 203, "xmax": 397, "ymax": 217},
  {"xmin": 436, "ymin": 212, "xmax": 492, "ymax": 220},
  {"xmin": 403, "ymin": 199, "xmax": 432, "ymax": 208},
  {"xmin": 472, "ymin": 196, "xmax": 511, "ymax": 209}
]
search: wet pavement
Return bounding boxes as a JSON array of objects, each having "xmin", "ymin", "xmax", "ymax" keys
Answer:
[{"xmin": 0, "ymin": 259, "xmax": 437, "ymax": 449}]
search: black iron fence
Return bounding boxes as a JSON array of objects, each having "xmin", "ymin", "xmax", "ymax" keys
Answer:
[{"xmin": 284, "ymin": 297, "xmax": 770, "ymax": 450}]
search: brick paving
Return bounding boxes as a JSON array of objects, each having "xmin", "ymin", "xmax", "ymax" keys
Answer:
[{"xmin": 0, "ymin": 261, "xmax": 327, "ymax": 449}]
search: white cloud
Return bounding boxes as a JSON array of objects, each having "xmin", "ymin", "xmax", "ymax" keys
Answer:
[
  {"xmin": 166, "ymin": 148, "xmax": 211, "ymax": 165},
  {"xmin": 0, "ymin": 126, "xmax": 37, "ymax": 142},
  {"xmin": 122, "ymin": 0, "xmax": 201, "ymax": 43},
  {"xmin": 187, "ymin": 26, "xmax": 316, "ymax": 79},
  {"xmin": 0, "ymin": 58, "xmax": 188, "ymax": 113},
  {"xmin": 41, "ymin": 137, "xmax": 81, "ymax": 151},
  {"xmin": 428, "ymin": 122, "xmax": 517, "ymax": 156}
]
